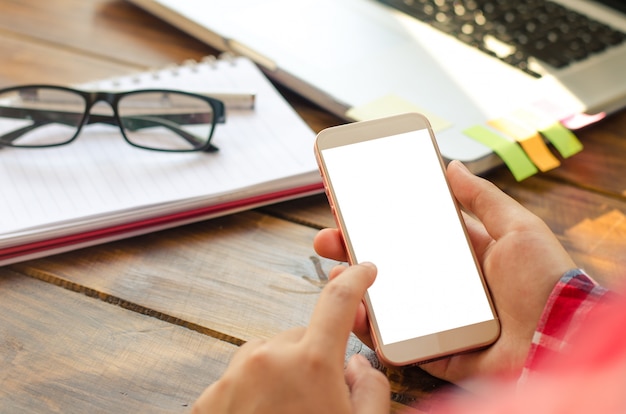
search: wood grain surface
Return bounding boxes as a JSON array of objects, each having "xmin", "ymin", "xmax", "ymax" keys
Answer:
[{"xmin": 0, "ymin": 1, "xmax": 625, "ymax": 412}]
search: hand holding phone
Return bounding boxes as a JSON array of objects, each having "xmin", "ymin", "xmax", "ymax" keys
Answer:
[{"xmin": 314, "ymin": 113, "xmax": 500, "ymax": 366}]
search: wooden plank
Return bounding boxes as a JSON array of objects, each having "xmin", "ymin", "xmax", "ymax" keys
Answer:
[
  {"xmin": 0, "ymin": 34, "xmax": 137, "ymax": 87},
  {"xmin": 265, "ymin": 179, "xmax": 626, "ymax": 288},
  {"xmin": 0, "ymin": 0, "xmax": 213, "ymax": 69},
  {"xmin": 262, "ymin": 194, "xmax": 335, "ymax": 229},
  {"xmin": 265, "ymin": 174, "xmax": 626, "ymax": 238},
  {"xmin": 7, "ymin": 212, "xmax": 329, "ymax": 342},
  {"xmin": 2, "ymin": 227, "xmax": 448, "ymax": 413},
  {"xmin": 4, "ymin": 210, "xmax": 453, "ymax": 409},
  {"xmin": 1, "ymin": 1, "xmax": 623, "ymax": 411},
  {"xmin": 497, "ymin": 177, "xmax": 626, "ymax": 289},
  {"xmin": 546, "ymin": 109, "xmax": 626, "ymax": 196},
  {"xmin": 0, "ymin": 274, "xmax": 446, "ymax": 413},
  {"xmin": 0, "ymin": 271, "xmax": 237, "ymax": 413}
]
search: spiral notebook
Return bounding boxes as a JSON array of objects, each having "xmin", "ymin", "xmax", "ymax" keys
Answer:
[{"xmin": 0, "ymin": 55, "xmax": 321, "ymax": 265}]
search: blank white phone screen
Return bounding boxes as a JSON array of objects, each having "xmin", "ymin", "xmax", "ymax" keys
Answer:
[{"xmin": 321, "ymin": 128, "xmax": 494, "ymax": 345}]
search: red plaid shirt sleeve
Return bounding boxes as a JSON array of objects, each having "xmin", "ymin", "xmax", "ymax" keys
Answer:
[{"xmin": 520, "ymin": 269, "xmax": 614, "ymax": 381}]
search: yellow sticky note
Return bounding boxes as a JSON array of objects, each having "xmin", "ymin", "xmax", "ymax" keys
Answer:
[
  {"xmin": 346, "ymin": 94, "xmax": 452, "ymax": 132},
  {"xmin": 511, "ymin": 108, "xmax": 583, "ymax": 158},
  {"xmin": 488, "ymin": 117, "xmax": 560, "ymax": 172},
  {"xmin": 463, "ymin": 125, "xmax": 538, "ymax": 181}
]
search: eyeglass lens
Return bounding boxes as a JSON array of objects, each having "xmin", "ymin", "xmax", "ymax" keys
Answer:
[
  {"xmin": 0, "ymin": 87, "xmax": 217, "ymax": 151},
  {"xmin": 0, "ymin": 87, "xmax": 87, "ymax": 147},
  {"xmin": 118, "ymin": 91, "xmax": 216, "ymax": 151}
]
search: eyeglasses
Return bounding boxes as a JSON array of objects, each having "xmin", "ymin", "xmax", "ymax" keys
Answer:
[{"xmin": 0, "ymin": 85, "xmax": 226, "ymax": 152}]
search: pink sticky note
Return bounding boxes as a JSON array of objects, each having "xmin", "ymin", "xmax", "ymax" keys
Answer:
[
  {"xmin": 531, "ymin": 98, "xmax": 605, "ymax": 129},
  {"xmin": 560, "ymin": 112, "xmax": 606, "ymax": 130}
]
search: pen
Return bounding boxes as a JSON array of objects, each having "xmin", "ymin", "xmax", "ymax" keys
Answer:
[
  {"xmin": 16, "ymin": 88, "xmax": 256, "ymax": 111},
  {"xmin": 201, "ymin": 92, "xmax": 256, "ymax": 110}
]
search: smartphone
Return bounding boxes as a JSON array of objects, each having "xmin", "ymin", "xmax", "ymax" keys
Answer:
[{"xmin": 314, "ymin": 113, "xmax": 500, "ymax": 366}]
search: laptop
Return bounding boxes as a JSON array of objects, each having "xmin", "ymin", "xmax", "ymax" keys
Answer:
[{"xmin": 127, "ymin": 0, "xmax": 626, "ymax": 174}]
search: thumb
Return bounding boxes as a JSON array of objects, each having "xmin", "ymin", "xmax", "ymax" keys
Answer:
[
  {"xmin": 447, "ymin": 159, "xmax": 538, "ymax": 240},
  {"xmin": 345, "ymin": 354, "xmax": 390, "ymax": 414}
]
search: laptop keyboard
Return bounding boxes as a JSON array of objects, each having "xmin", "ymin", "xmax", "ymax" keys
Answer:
[{"xmin": 376, "ymin": 0, "xmax": 626, "ymax": 77}]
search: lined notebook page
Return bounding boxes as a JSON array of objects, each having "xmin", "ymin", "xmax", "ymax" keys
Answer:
[{"xmin": 0, "ymin": 56, "xmax": 319, "ymax": 247}]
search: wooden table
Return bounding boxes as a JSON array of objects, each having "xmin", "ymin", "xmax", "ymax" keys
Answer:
[{"xmin": 1, "ymin": 1, "xmax": 625, "ymax": 412}]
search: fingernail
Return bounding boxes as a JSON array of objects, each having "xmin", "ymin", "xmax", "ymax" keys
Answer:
[
  {"xmin": 451, "ymin": 159, "xmax": 470, "ymax": 173},
  {"xmin": 360, "ymin": 262, "xmax": 376, "ymax": 269}
]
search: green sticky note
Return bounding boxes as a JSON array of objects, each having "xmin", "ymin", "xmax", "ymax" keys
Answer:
[
  {"xmin": 540, "ymin": 123, "xmax": 583, "ymax": 158},
  {"xmin": 510, "ymin": 108, "xmax": 583, "ymax": 158},
  {"xmin": 463, "ymin": 125, "xmax": 538, "ymax": 181}
]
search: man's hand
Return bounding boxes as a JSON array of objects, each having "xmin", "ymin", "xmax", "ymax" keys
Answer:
[
  {"xmin": 193, "ymin": 263, "xmax": 390, "ymax": 414},
  {"xmin": 314, "ymin": 160, "xmax": 576, "ymax": 385}
]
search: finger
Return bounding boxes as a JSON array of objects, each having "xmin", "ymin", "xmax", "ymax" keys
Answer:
[
  {"xmin": 217, "ymin": 345, "xmax": 265, "ymax": 385},
  {"xmin": 352, "ymin": 302, "xmax": 375, "ymax": 350},
  {"xmin": 314, "ymin": 228, "xmax": 349, "ymax": 262},
  {"xmin": 271, "ymin": 326, "xmax": 307, "ymax": 343},
  {"xmin": 328, "ymin": 265, "xmax": 375, "ymax": 349},
  {"xmin": 228, "ymin": 327, "xmax": 306, "ymax": 371},
  {"xmin": 194, "ymin": 381, "xmax": 228, "ymax": 414},
  {"xmin": 231, "ymin": 327, "xmax": 305, "ymax": 367},
  {"xmin": 460, "ymin": 210, "xmax": 493, "ymax": 263},
  {"xmin": 345, "ymin": 354, "xmax": 390, "ymax": 414},
  {"xmin": 447, "ymin": 160, "xmax": 546, "ymax": 240},
  {"xmin": 227, "ymin": 337, "xmax": 266, "ymax": 367},
  {"xmin": 305, "ymin": 263, "xmax": 377, "ymax": 358},
  {"xmin": 328, "ymin": 264, "xmax": 347, "ymax": 281}
]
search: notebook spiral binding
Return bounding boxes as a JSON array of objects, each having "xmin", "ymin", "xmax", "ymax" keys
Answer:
[{"xmin": 98, "ymin": 52, "xmax": 241, "ymax": 88}]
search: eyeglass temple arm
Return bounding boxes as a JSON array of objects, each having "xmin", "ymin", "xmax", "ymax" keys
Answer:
[
  {"xmin": 0, "ymin": 122, "xmax": 47, "ymax": 145},
  {"xmin": 0, "ymin": 106, "xmax": 110, "ymax": 145}
]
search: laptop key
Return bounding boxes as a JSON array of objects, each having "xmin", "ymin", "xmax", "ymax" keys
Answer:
[{"xmin": 377, "ymin": 0, "xmax": 626, "ymax": 78}]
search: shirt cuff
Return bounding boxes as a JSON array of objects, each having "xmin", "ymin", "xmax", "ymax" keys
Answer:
[{"xmin": 520, "ymin": 269, "xmax": 612, "ymax": 381}]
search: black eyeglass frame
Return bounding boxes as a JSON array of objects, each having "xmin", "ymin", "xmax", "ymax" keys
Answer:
[{"xmin": 0, "ymin": 84, "xmax": 226, "ymax": 152}]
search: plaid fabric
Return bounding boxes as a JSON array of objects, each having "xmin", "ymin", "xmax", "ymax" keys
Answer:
[{"xmin": 520, "ymin": 269, "xmax": 613, "ymax": 382}]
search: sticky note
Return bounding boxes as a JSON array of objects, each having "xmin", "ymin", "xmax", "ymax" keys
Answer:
[
  {"xmin": 511, "ymin": 108, "xmax": 583, "ymax": 158},
  {"xmin": 560, "ymin": 112, "xmax": 606, "ymax": 130},
  {"xmin": 463, "ymin": 125, "xmax": 538, "ymax": 181},
  {"xmin": 540, "ymin": 123, "xmax": 583, "ymax": 158},
  {"xmin": 346, "ymin": 94, "xmax": 452, "ymax": 132},
  {"xmin": 488, "ymin": 118, "xmax": 560, "ymax": 172},
  {"xmin": 530, "ymin": 98, "xmax": 605, "ymax": 129}
]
